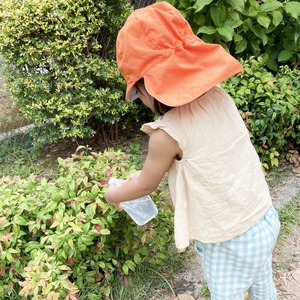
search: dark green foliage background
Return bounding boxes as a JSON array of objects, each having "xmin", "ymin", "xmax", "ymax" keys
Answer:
[{"xmin": 160, "ymin": 0, "xmax": 300, "ymax": 71}]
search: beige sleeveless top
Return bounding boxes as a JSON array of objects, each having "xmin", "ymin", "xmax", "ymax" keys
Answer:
[{"xmin": 141, "ymin": 86, "xmax": 271, "ymax": 251}]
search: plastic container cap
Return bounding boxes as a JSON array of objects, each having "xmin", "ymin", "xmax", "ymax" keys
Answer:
[{"xmin": 108, "ymin": 178, "xmax": 158, "ymax": 226}]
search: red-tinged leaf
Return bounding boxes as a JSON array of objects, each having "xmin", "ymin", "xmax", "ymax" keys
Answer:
[
  {"xmin": 0, "ymin": 216, "xmax": 7, "ymax": 225},
  {"xmin": 47, "ymin": 218, "xmax": 54, "ymax": 224},
  {"xmin": 66, "ymin": 289, "xmax": 80, "ymax": 300},
  {"xmin": 0, "ymin": 265, "xmax": 6, "ymax": 276},
  {"xmin": 6, "ymin": 180, "xmax": 15, "ymax": 186},
  {"xmin": 141, "ymin": 233, "xmax": 147, "ymax": 245},
  {"xmin": 68, "ymin": 257, "xmax": 75, "ymax": 264},
  {"xmin": 0, "ymin": 232, "xmax": 13, "ymax": 242},
  {"xmin": 104, "ymin": 168, "xmax": 112, "ymax": 177},
  {"xmin": 39, "ymin": 279, "xmax": 46, "ymax": 288},
  {"xmin": 91, "ymin": 152, "xmax": 98, "ymax": 158},
  {"xmin": 100, "ymin": 178, "xmax": 109, "ymax": 185},
  {"xmin": 95, "ymin": 272, "xmax": 104, "ymax": 282},
  {"xmin": 58, "ymin": 265, "xmax": 71, "ymax": 271},
  {"xmin": 261, "ymin": 144, "xmax": 268, "ymax": 149},
  {"xmin": 94, "ymin": 224, "xmax": 101, "ymax": 232},
  {"xmin": 23, "ymin": 266, "xmax": 39, "ymax": 272}
]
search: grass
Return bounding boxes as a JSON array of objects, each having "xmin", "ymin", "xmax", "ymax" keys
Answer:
[
  {"xmin": 108, "ymin": 251, "xmax": 185, "ymax": 300},
  {"xmin": 277, "ymin": 193, "xmax": 300, "ymax": 240},
  {"xmin": 265, "ymin": 164, "xmax": 294, "ymax": 187},
  {"xmin": 0, "ymin": 146, "xmax": 42, "ymax": 178},
  {"xmin": 77, "ymin": 245, "xmax": 190, "ymax": 300}
]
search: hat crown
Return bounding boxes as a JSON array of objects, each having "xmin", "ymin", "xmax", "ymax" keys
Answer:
[{"xmin": 117, "ymin": 2, "xmax": 192, "ymax": 85}]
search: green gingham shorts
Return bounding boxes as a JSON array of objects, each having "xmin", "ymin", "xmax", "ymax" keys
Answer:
[{"xmin": 195, "ymin": 206, "xmax": 280, "ymax": 300}]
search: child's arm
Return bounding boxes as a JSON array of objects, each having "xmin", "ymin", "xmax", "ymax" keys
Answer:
[{"xmin": 105, "ymin": 128, "xmax": 181, "ymax": 208}]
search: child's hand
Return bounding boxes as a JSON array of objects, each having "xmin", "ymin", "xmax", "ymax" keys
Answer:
[{"xmin": 124, "ymin": 171, "xmax": 142, "ymax": 183}]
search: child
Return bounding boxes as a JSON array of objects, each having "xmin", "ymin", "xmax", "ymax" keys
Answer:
[{"xmin": 104, "ymin": 2, "xmax": 280, "ymax": 299}]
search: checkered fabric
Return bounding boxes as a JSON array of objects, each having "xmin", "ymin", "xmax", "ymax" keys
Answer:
[{"xmin": 195, "ymin": 206, "xmax": 280, "ymax": 300}]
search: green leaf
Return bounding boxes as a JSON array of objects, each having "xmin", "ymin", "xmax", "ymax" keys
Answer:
[
  {"xmin": 91, "ymin": 184, "xmax": 99, "ymax": 196},
  {"xmin": 250, "ymin": 40, "xmax": 261, "ymax": 52},
  {"xmin": 82, "ymin": 222, "xmax": 90, "ymax": 234},
  {"xmin": 68, "ymin": 238, "xmax": 74, "ymax": 249},
  {"xmin": 278, "ymin": 50, "xmax": 293, "ymax": 62},
  {"xmin": 210, "ymin": 5, "xmax": 227, "ymax": 27},
  {"xmin": 24, "ymin": 241, "xmax": 41, "ymax": 252},
  {"xmin": 225, "ymin": 0, "xmax": 245, "ymax": 12},
  {"xmin": 196, "ymin": 26, "xmax": 216, "ymax": 35},
  {"xmin": 69, "ymin": 222, "xmax": 83, "ymax": 233},
  {"xmin": 194, "ymin": 0, "xmax": 214, "ymax": 13},
  {"xmin": 251, "ymin": 26, "xmax": 268, "ymax": 45},
  {"xmin": 234, "ymin": 34, "xmax": 243, "ymax": 42},
  {"xmin": 69, "ymin": 180, "xmax": 75, "ymax": 191},
  {"xmin": 59, "ymin": 190, "xmax": 69, "ymax": 200},
  {"xmin": 180, "ymin": 0, "xmax": 191, "ymax": 10},
  {"xmin": 260, "ymin": 2, "xmax": 282, "ymax": 12},
  {"xmin": 284, "ymin": 1, "xmax": 300, "ymax": 19},
  {"xmin": 14, "ymin": 215, "xmax": 27, "ymax": 226},
  {"xmin": 122, "ymin": 264, "xmax": 129, "ymax": 275},
  {"xmin": 58, "ymin": 202, "xmax": 66, "ymax": 212},
  {"xmin": 100, "ymin": 228, "xmax": 110, "ymax": 235},
  {"xmin": 81, "ymin": 234, "xmax": 94, "ymax": 245},
  {"xmin": 235, "ymin": 39, "xmax": 247, "ymax": 54},
  {"xmin": 271, "ymin": 11, "xmax": 283, "ymax": 27},
  {"xmin": 216, "ymin": 26, "xmax": 234, "ymax": 41},
  {"xmin": 125, "ymin": 260, "xmax": 136, "ymax": 272},
  {"xmin": 85, "ymin": 203, "xmax": 96, "ymax": 218},
  {"xmin": 133, "ymin": 254, "xmax": 142, "ymax": 265},
  {"xmin": 52, "ymin": 192, "xmax": 62, "ymax": 202},
  {"xmin": 257, "ymin": 15, "xmax": 271, "ymax": 29},
  {"xmin": 44, "ymin": 201, "xmax": 58, "ymax": 213},
  {"xmin": 7, "ymin": 248, "xmax": 20, "ymax": 254},
  {"xmin": 193, "ymin": 12, "xmax": 205, "ymax": 26},
  {"xmin": 249, "ymin": 5, "xmax": 258, "ymax": 17},
  {"xmin": 57, "ymin": 157, "xmax": 66, "ymax": 169}
]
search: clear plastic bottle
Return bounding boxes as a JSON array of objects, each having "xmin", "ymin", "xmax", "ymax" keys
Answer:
[{"xmin": 108, "ymin": 178, "xmax": 158, "ymax": 226}]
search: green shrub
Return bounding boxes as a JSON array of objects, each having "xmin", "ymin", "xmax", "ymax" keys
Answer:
[
  {"xmin": 0, "ymin": 146, "xmax": 173, "ymax": 299},
  {"xmin": 221, "ymin": 56, "xmax": 300, "ymax": 168},
  {"xmin": 160, "ymin": 0, "xmax": 300, "ymax": 71},
  {"xmin": 0, "ymin": 0, "xmax": 134, "ymax": 142}
]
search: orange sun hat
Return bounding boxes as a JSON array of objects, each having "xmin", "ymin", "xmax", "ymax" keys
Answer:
[{"xmin": 116, "ymin": 1, "xmax": 243, "ymax": 107}]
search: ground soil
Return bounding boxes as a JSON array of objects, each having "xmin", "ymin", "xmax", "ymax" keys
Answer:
[{"xmin": 34, "ymin": 133, "xmax": 300, "ymax": 300}]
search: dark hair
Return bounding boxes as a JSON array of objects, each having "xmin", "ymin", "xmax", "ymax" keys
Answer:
[
  {"xmin": 135, "ymin": 78, "xmax": 173, "ymax": 116},
  {"xmin": 153, "ymin": 98, "xmax": 173, "ymax": 116}
]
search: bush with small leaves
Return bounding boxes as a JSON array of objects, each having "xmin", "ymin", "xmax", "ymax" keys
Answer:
[
  {"xmin": 221, "ymin": 56, "xmax": 300, "ymax": 169},
  {"xmin": 0, "ymin": 0, "xmax": 135, "ymax": 142},
  {"xmin": 0, "ymin": 146, "xmax": 174, "ymax": 299}
]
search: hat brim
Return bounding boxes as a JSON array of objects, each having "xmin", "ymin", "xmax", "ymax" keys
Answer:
[{"xmin": 128, "ymin": 84, "xmax": 139, "ymax": 102}]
